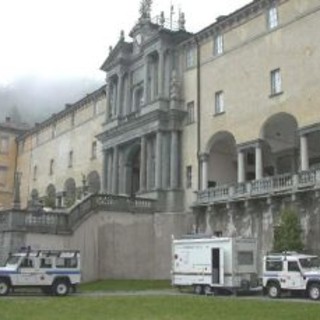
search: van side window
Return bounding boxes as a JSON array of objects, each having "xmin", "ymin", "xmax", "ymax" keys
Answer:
[
  {"xmin": 40, "ymin": 258, "xmax": 52, "ymax": 268},
  {"xmin": 266, "ymin": 260, "xmax": 283, "ymax": 271},
  {"xmin": 20, "ymin": 258, "xmax": 34, "ymax": 268},
  {"xmin": 288, "ymin": 261, "xmax": 300, "ymax": 272},
  {"xmin": 56, "ymin": 257, "xmax": 78, "ymax": 268}
]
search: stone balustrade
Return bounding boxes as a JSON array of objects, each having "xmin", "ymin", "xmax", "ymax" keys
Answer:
[
  {"xmin": 196, "ymin": 169, "xmax": 320, "ymax": 205},
  {"xmin": 0, "ymin": 194, "xmax": 157, "ymax": 234}
]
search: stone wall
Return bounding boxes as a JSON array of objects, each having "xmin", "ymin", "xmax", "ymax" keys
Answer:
[
  {"xmin": 0, "ymin": 210, "xmax": 193, "ymax": 282},
  {"xmin": 195, "ymin": 190, "xmax": 320, "ymax": 273}
]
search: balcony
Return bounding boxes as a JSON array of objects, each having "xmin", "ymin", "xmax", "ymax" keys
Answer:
[{"xmin": 196, "ymin": 169, "xmax": 320, "ymax": 206}]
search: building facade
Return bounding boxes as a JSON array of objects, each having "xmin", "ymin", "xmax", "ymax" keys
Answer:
[
  {"xmin": 1, "ymin": 0, "xmax": 320, "ymax": 280},
  {"xmin": 0, "ymin": 117, "xmax": 28, "ymax": 209},
  {"xmin": 16, "ymin": 86, "xmax": 106, "ymax": 208}
]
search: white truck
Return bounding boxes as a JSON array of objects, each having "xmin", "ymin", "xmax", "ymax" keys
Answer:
[
  {"xmin": 263, "ymin": 252, "xmax": 320, "ymax": 300},
  {"xmin": 0, "ymin": 249, "xmax": 81, "ymax": 296},
  {"xmin": 171, "ymin": 236, "xmax": 259, "ymax": 295}
]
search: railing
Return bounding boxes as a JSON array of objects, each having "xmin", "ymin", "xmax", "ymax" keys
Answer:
[
  {"xmin": 0, "ymin": 194, "xmax": 157, "ymax": 234},
  {"xmin": 196, "ymin": 169, "xmax": 320, "ymax": 205}
]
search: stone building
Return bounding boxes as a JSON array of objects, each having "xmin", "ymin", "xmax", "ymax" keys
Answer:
[
  {"xmin": 180, "ymin": 0, "xmax": 320, "ymax": 257},
  {"xmin": 16, "ymin": 86, "xmax": 106, "ymax": 208},
  {"xmin": 1, "ymin": 0, "xmax": 320, "ymax": 280},
  {"xmin": 97, "ymin": 11, "xmax": 191, "ymax": 213},
  {"xmin": 0, "ymin": 117, "xmax": 29, "ymax": 209}
]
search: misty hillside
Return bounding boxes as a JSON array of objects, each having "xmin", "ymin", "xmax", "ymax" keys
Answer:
[{"xmin": 0, "ymin": 75, "xmax": 104, "ymax": 125}]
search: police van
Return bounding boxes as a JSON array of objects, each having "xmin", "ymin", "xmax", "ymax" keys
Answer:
[
  {"xmin": 0, "ymin": 249, "xmax": 81, "ymax": 296},
  {"xmin": 263, "ymin": 252, "xmax": 320, "ymax": 300}
]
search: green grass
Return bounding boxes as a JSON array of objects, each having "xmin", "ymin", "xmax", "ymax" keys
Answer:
[
  {"xmin": 1, "ymin": 296, "xmax": 320, "ymax": 320},
  {"xmin": 80, "ymin": 279, "xmax": 172, "ymax": 292}
]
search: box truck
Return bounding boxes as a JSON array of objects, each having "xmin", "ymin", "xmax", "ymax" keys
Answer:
[{"xmin": 171, "ymin": 236, "xmax": 259, "ymax": 295}]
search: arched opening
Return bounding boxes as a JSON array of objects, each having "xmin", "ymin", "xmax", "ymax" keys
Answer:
[
  {"xmin": 206, "ymin": 131, "xmax": 237, "ymax": 187},
  {"xmin": 45, "ymin": 184, "xmax": 56, "ymax": 208},
  {"xmin": 124, "ymin": 144, "xmax": 141, "ymax": 196},
  {"xmin": 87, "ymin": 171, "xmax": 101, "ymax": 194},
  {"xmin": 64, "ymin": 178, "xmax": 76, "ymax": 207},
  {"xmin": 261, "ymin": 113, "xmax": 298, "ymax": 175}
]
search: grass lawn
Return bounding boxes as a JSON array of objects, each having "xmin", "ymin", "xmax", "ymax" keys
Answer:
[
  {"xmin": 1, "ymin": 295, "xmax": 320, "ymax": 320},
  {"xmin": 80, "ymin": 279, "xmax": 171, "ymax": 292}
]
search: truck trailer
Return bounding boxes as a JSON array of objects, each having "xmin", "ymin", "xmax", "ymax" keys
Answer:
[{"xmin": 171, "ymin": 236, "xmax": 259, "ymax": 295}]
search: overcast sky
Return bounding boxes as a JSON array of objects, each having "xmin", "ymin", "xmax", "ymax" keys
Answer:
[{"xmin": 0, "ymin": 0, "xmax": 251, "ymax": 86}]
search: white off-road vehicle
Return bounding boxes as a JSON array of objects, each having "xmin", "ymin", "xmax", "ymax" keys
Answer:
[
  {"xmin": 263, "ymin": 252, "xmax": 320, "ymax": 300},
  {"xmin": 0, "ymin": 249, "xmax": 81, "ymax": 296}
]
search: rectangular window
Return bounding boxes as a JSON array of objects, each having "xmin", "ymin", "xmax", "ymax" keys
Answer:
[
  {"xmin": 91, "ymin": 141, "xmax": 97, "ymax": 159},
  {"xmin": 186, "ymin": 101, "xmax": 195, "ymax": 125},
  {"xmin": 71, "ymin": 113, "xmax": 75, "ymax": 126},
  {"xmin": 52, "ymin": 124, "xmax": 56, "ymax": 139},
  {"xmin": 214, "ymin": 34, "xmax": 223, "ymax": 56},
  {"xmin": 68, "ymin": 151, "xmax": 73, "ymax": 168},
  {"xmin": 0, "ymin": 166, "xmax": 8, "ymax": 187},
  {"xmin": 56, "ymin": 257, "xmax": 78, "ymax": 268},
  {"xmin": 238, "ymin": 251, "xmax": 254, "ymax": 266},
  {"xmin": 271, "ymin": 68, "xmax": 282, "ymax": 95},
  {"xmin": 49, "ymin": 159, "xmax": 54, "ymax": 175},
  {"xmin": 268, "ymin": 5, "xmax": 278, "ymax": 29},
  {"xmin": 215, "ymin": 91, "xmax": 224, "ymax": 114},
  {"xmin": 33, "ymin": 165, "xmax": 37, "ymax": 181},
  {"xmin": 0, "ymin": 136, "xmax": 9, "ymax": 154},
  {"xmin": 186, "ymin": 47, "xmax": 195, "ymax": 68},
  {"xmin": 266, "ymin": 260, "xmax": 283, "ymax": 271},
  {"xmin": 186, "ymin": 166, "xmax": 192, "ymax": 189}
]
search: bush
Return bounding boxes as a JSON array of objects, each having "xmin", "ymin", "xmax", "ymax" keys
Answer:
[{"xmin": 273, "ymin": 208, "xmax": 304, "ymax": 252}]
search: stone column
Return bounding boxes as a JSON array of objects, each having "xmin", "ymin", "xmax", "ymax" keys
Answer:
[
  {"xmin": 170, "ymin": 131, "xmax": 179, "ymax": 189},
  {"xmin": 118, "ymin": 148, "xmax": 124, "ymax": 194},
  {"xmin": 199, "ymin": 153, "xmax": 209, "ymax": 191},
  {"xmin": 146, "ymin": 138, "xmax": 152, "ymax": 190},
  {"xmin": 300, "ymin": 134, "xmax": 309, "ymax": 171},
  {"xmin": 155, "ymin": 131, "xmax": 163, "ymax": 189},
  {"xmin": 158, "ymin": 50, "xmax": 164, "ymax": 98},
  {"xmin": 255, "ymin": 143, "xmax": 263, "ymax": 180},
  {"xmin": 116, "ymin": 74, "xmax": 123, "ymax": 117},
  {"xmin": 143, "ymin": 56, "xmax": 149, "ymax": 105},
  {"xmin": 237, "ymin": 150, "xmax": 245, "ymax": 183},
  {"xmin": 112, "ymin": 81, "xmax": 117, "ymax": 117},
  {"xmin": 140, "ymin": 136, "xmax": 146, "ymax": 192},
  {"xmin": 102, "ymin": 150, "xmax": 108, "ymax": 192},
  {"xmin": 112, "ymin": 146, "xmax": 119, "ymax": 194},
  {"xmin": 107, "ymin": 150, "xmax": 113, "ymax": 193}
]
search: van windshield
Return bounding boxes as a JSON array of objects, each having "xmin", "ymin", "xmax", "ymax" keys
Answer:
[{"xmin": 299, "ymin": 257, "xmax": 320, "ymax": 270}]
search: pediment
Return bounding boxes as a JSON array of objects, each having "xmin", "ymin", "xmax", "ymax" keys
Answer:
[{"xmin": 100, "ymin": 40, "xmax": 133, "ymax": 72}]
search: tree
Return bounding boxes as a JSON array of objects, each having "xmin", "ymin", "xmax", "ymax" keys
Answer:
[{"xmin": 273, "ymin": 208, "xmax": 304, "ymax": 252}]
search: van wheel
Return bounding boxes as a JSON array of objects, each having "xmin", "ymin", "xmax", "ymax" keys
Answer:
[
  {"xmin": 204, "ymin": 285, "xmax": 212, "ymax": 295},
  {"xmin": 308, "ymin": 283, "xmax": 320, "ymax": 300},
  {"xmin": 267, "ymin": 282, "xmax": 281, "ymax": 298},
  {"xmin": 193, "ymin": 284, "xmax": 203, "ymax": 295},
  {"xmin": 53, "ymin": 280, "xmax": 69, "ymax": 297},
  {"xmin": 0, "ymin": 279, "xmax": 10, "ymax": 296}
]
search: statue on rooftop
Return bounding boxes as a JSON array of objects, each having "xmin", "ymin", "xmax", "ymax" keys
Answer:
[{"xmin": 139, "ymin": 0, "xmax": 152, "ymax": 20}]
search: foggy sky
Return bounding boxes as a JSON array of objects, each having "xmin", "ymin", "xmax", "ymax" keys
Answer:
[{"xmin": 0, "ymin": 0, "xmax": 251, "ymax": 123}]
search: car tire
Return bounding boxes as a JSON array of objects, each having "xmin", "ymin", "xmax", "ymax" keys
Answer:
[
  {"xmin": 204, "ymin": 285, "xmax": 212, "ymax": 295},
  {"xmin": 53, "ymin": 280, "xmax": 69, "ymax": 297},
  {"xmin": 308, "ymin": 283, "xmax": 320, "ymax": 301},
  {"xmin": 193, "ymin": 284, "xmax": 203, "ymax": 295},
  {"xmin": 267, "ymin": 282, "xmax": 281, "ymax": 299},
  {"xmin": 0, "ymin": 279, "xmax": 10, "ymax": 296}
]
